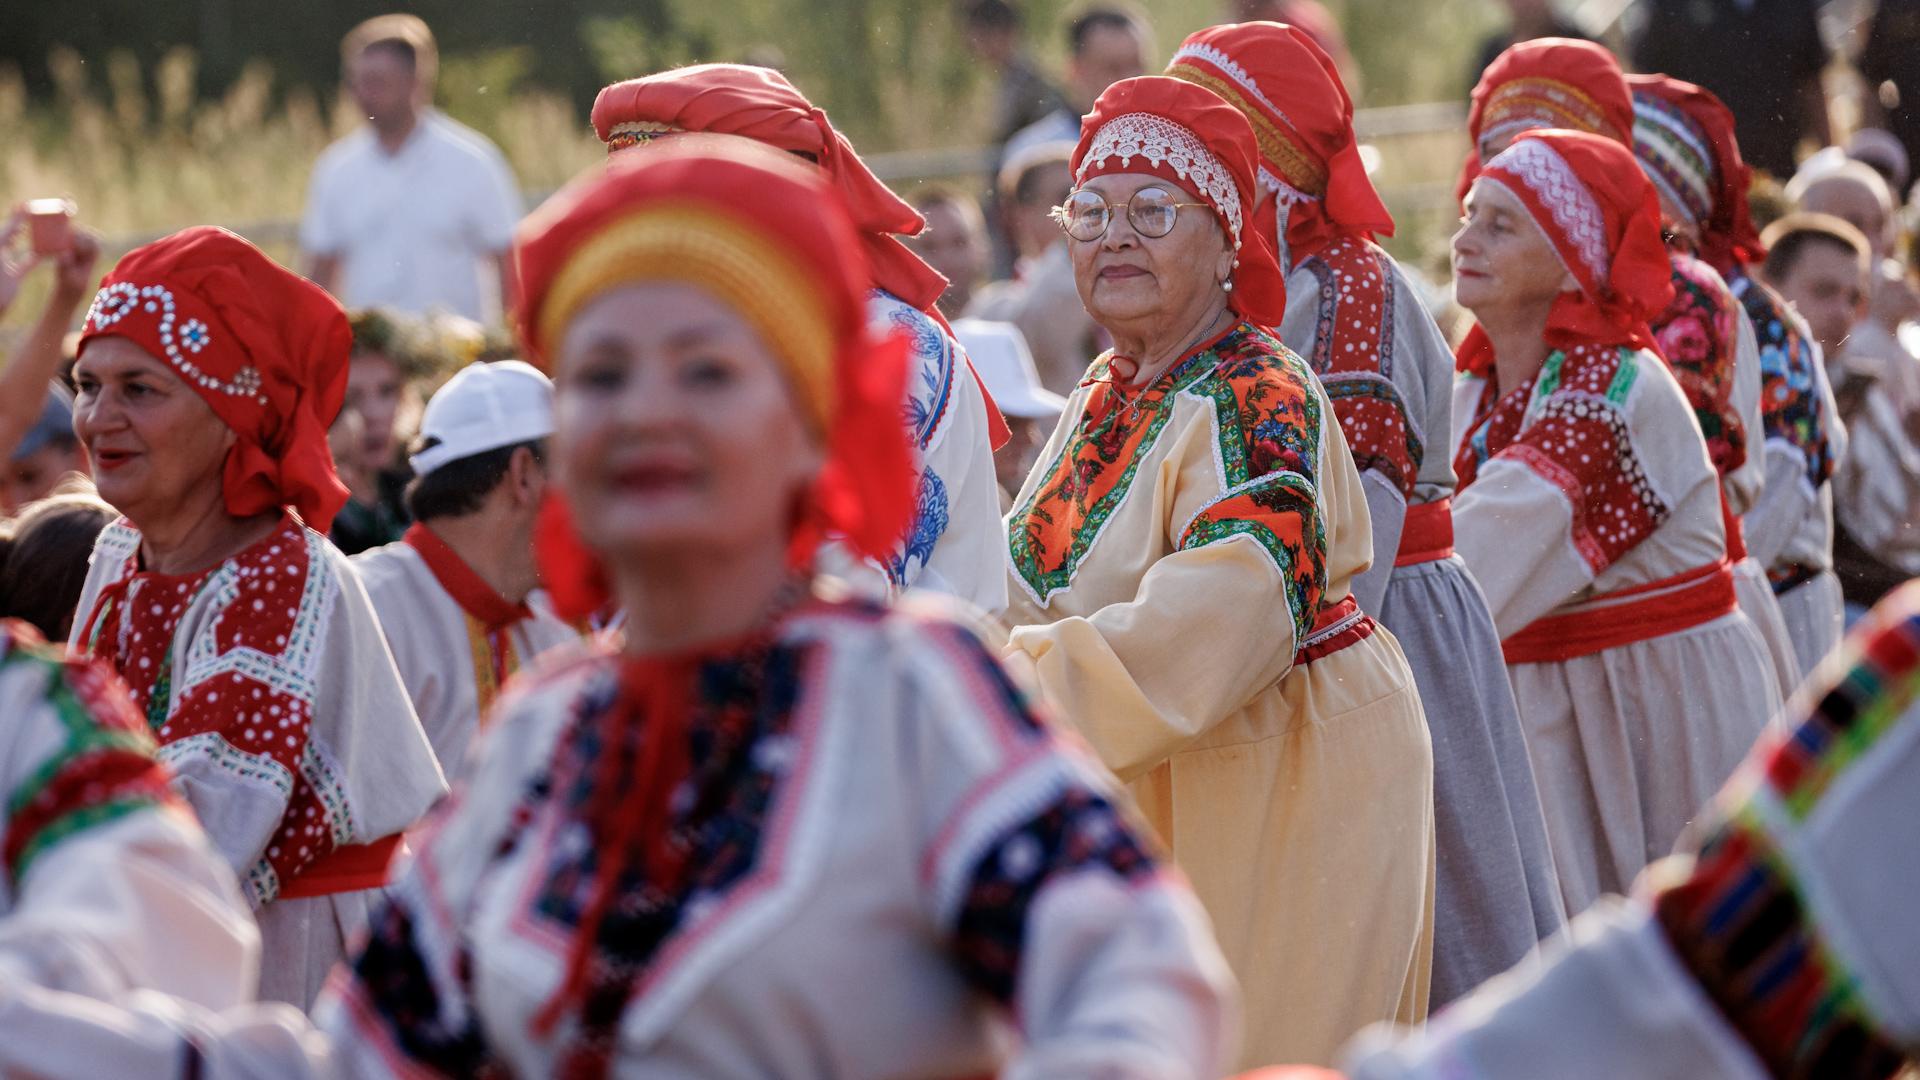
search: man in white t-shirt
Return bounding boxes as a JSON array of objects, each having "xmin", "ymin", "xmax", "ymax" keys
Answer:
[
  {"xmin": 353, "ymin": 361, "xmax": 578, "ymax": 786},
  {"xmin": 300, "ymin": 15, "xmax": 522, "ymax": 324}
]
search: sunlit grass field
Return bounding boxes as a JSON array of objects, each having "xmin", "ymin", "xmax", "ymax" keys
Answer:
[{"xmin": 0, "ymin": 0, "xmax": 1502, "ymax": 340}]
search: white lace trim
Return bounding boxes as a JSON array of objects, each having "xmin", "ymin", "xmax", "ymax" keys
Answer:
[
  {"xmin": 1078, "ymin": 112, "xmax": 1245, "ymax": 248},
  {"xmin": 1487, "ymin": 139, "xmax": 1609, "ymax": 285},
  {"xmin": 1169, "ymin": 43, "xmax": 1298, "ymax": 133}
]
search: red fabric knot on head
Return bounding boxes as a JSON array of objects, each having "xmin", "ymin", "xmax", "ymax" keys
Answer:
[
  {"xmin": 516, "ymin": 140, "xmax": 917, "ymax": 622},
  {"xmin": 1627, "ymin": 74, "xmax": 1765, "ymax": 278},
  {"xmin": 1073, "ymin": 76, "xmax": 1289, "ymax": 327},
  {"xmin": 1456, "ymin": 130, "xmax": 1675, "ymax": 374},
  {"xmin": 77, "ymin": 226, "xmax": 351, "ymax": 533},
  {"xmin": 1167, "ymin": 21, "xmax": 1394, "ymax": 266},
  {"xmin": 1458, "ymin": 37, "xmax": 1633, "ymax": 209}
]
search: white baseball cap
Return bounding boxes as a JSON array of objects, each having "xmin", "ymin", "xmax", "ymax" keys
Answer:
[
  {"xmin": 409, "ymin": 360, "xmax": 556, "ymax": 477},
  {"xmin": 952, "ymin": 318, "xmax": 1066, "ymax": 420}
]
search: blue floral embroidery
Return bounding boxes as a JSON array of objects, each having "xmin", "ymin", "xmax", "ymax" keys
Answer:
[
  {"xmin": 874, "ymin": 290, "xmax": 954, "ymax": 451},
  {"xmin": 887, "ymin": 469, "xmax": 949, "ymax": 587}
]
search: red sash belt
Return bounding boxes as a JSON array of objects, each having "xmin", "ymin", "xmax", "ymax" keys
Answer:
[
  {"xmin": 1295, "ymin": 595, "xmax": 1377, "ymax": 666},
  {"xmin": 276, "ymin": 835, "xmax": 404, "ymax": 900},
  {"xmin": 1394, "ymin": 498, "xmax": 1455, "ymax": 567},
  {"xmin": 1501, "ymin": 560, "xmax": 1738, "ymax": 664}
]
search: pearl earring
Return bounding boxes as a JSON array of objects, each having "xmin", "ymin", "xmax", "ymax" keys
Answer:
[{"xmin": 1222, "ymin": 278, "xmax": 1235, "ymax": 293}]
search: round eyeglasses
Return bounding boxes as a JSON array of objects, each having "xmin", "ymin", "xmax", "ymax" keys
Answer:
[{"xmin": 1050, "ymin": 186, "xmax": 1212, "ymax": 242}]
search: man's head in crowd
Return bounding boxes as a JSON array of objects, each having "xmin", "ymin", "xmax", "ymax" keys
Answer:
[
  {"xmin": 4, "ymin": 386, "xmax": 84, "ymax": 516},
  {"xmin": 343, "ymin": 14, "xmax": 437, "ymax": 135},
  {"xmin": 1065, "ymin": 4, "xmax": 1151, "ymax": 112},
  {"xmin": 1788, "ymin": 159, "xmax": 1896, "ymax": 261},
  {"xmin": 906, "ymin": 186, "xmax": 990, "ymax": 318},
  {"xmin": 406, "ymin": 361, "xmax": 554, "ymax": 599},
  {"xmin": 1760, "ymin": 212, "xmax": 1873, "ymax": 359},
  {"xmin": 964, "ymin": 0, "xmax": 1023, "ymax": 66},
  {"xmin": 999, "ymin": 141, "xmax": 1076, "ymax": 260}
]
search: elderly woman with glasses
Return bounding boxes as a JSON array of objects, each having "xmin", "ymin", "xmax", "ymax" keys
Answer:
[{"xmin": 1002, "ymin": 76, "xmax": 1435, "ymax": 1069}]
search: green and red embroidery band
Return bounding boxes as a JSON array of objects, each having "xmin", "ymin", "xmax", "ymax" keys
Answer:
[
  {"xmin": 1010, "ymin": 324, "xmax": 1325, "ymax": 615},
  {"xmin": 1649, "ymin": 589, "xmax": 1920, "ymax": 1076},
  {"xmin": 2, "ymin": 639, "xmax": 176, "ymax": 886}
]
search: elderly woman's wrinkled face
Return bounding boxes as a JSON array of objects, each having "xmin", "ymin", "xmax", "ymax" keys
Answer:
[
  {"xmin": 1067, "ymin": 172, "xmax": 1234, "ymax": 333},
  {"xmin": 71, "ymin": 337, "xmax": 237, "ymax": 527},
  {"xmin": 1452, "ymin": 179, "xmax": 1577, "ymax": 317},
  {"xmin": 552, "ymin": 282, "xmax": 825, "ymax": 564}
]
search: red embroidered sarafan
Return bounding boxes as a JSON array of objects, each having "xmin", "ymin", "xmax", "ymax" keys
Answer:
[
  {"xmin": 79, "ymin": 514, "xmax": 356, "ymax": 903},
  {"xmin": 1455, "ymin": 343, "xmax": 1670, "ymax": 575},
  {"xmin": 1297, "ymin": 234, "xmax": 1421, "ymax": 498}
]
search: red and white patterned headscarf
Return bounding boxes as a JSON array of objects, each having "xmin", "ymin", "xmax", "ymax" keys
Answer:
[
  {"xmin": 1457, "ymin": 129, "xmax": 1674, "ymax": 374},
  {"xmin": 1457, "ymin": 38, "xmax": 1635, "ymax": 208},
  {"xmin": 1072, "ymin": 75, "xmax": 1290, "ymax": 327},
  {"xmin": 78, "ymin": 227, "xmax": 351, "ymax": 532},
  {"xmin": 1166, "ymin": 20, "xmax": 1394, "ymax": 267}
]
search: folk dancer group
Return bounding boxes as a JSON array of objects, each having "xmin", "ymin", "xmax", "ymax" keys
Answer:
[{"xmin": 0, "ymin": 22, "xmax": 1914, "ymax": 1080}]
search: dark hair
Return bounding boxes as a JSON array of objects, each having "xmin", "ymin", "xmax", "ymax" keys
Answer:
[
  {"xmin": 966, "ymin": 0, "xmax": 1021, "ymax": 30},
  {"xmin": 403, "ymin": 439, "xmax": 545, "ymax": 523},
  {"xmin": 0, "ymin": 491, "xmax": 114, "ymax": 641},
  {"xmin": 1762, "ymin": 212, "xmax": 1872, "ymax": 282},
  {"xmin": 910, "ymin": 183, "xmax": 984, "ymax": 218},
  {"xmin": 1067, "ymin": 3, "xmax": 1145, "ymax": 54}
]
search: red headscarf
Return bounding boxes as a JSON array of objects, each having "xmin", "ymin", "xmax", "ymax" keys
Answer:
[
  {"xmin": 77, "ymin": 227, "xmax": 350, "ymax": 532},
  {"xmin": 590, "ymin": 63, "xmax": 1010, "ymax": 450},
  {"xmin": 1628, "ymin": 73, "xmax": 1766, "ymax": 278},
  {"xmin": 590, "ymin": 63, "xmax": 945, "ymax": 316},
  {"xmin": 1458, "ymin": 38, "xmax": 1635, "ymax": 206},
  {"xmin": 1456, "ymin": 130, "xmax": 1675, "ymax": 375},
  {"xmin": 1166, "ymin": 21, "xmax": 1394, "ymax": 267},
  {"xmin": 1072, "ymin": 76, "xmax": 1290, "ymax": 327},
  {"xmin": 514, "ymin": 138, "xmax": 917, "ymax": 621}
]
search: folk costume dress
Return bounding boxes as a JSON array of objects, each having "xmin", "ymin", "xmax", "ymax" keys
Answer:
[
  {"xmin": 0, "ymin": 619, "xmax": 259, "ymax": 1016},
  {"xmin": 1346, "ymin": 579, "xmax": 1920, "ymax": 1079},
  {"xmin": 1003, "ymin": 79, "xmax": 1435, "ymax": 1069},
  {"xmin": 314, "ymin": 140, "xmax": 1238, "ymax": 1078},
  {"xmin": 589, "ymin": 64, "xmax": 1009, "ymax": 615},
  {"xmin": 354, "ymin": 525, "xmax": 580, "ymax": 785},
  {"xmin": 68, "ymin": 228, "xmax": 447, "ymax": 1010},
  {"xmin": 1170, "ymin": 22, "xmax": 1562, "ymax": 1010},
  {"xmin": 1452, "ymin": 132, "xmax": 1778, "ymax": 918},
  {"xmin": 1631, "ymin": 73, "xmax": 1807, "ymax": 698}
]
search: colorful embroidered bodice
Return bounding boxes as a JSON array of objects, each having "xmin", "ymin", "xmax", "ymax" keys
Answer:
[
  {"xmin": 1008, "ymin": 323, "xmax": 1327, "ymax": 642},
  {"xmin": 1653, "ymin": 253, "xmax": 1747, "ymax": 479},
  {"xmin": 1730, "ymin": 271, "xmax": 1837, "ymax": 493},
  {"xmin": 1455, "ymin": 344, "xmax": 1671, "ymax": 576}
]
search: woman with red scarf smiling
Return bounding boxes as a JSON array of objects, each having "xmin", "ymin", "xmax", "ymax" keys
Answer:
[
  {"xmin": 1451, "ymin": 130, "xmax": 1778, "ymax": 916},
  {"xmin": 1169, "ymin": 21, "xmax": 1566, "ymax": 1007},
  {"xmin": 315, "ymin": 140, "xmax": 1236, "ymax": 1078},
  {"xmin": 65, "ymin": 228, "xmax": 444, "ymax": 1008},
  {"xmin": 1002, "ymin": 76, "xmax": 1434, "ymax": 1068}
]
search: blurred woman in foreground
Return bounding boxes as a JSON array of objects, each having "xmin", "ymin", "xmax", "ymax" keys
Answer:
[{"xmin": 316, "ymin": 140, "xmax": 1236, "ymax": 1077}]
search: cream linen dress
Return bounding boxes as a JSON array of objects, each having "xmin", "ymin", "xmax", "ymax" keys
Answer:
[
  {"xmin": 1453, "ymin": 342, "xmax": 1779, "ymax": 916},
  {"xmin": 1006, "ymin": 321, "xmax": 1435, "ymax": 1069}
]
